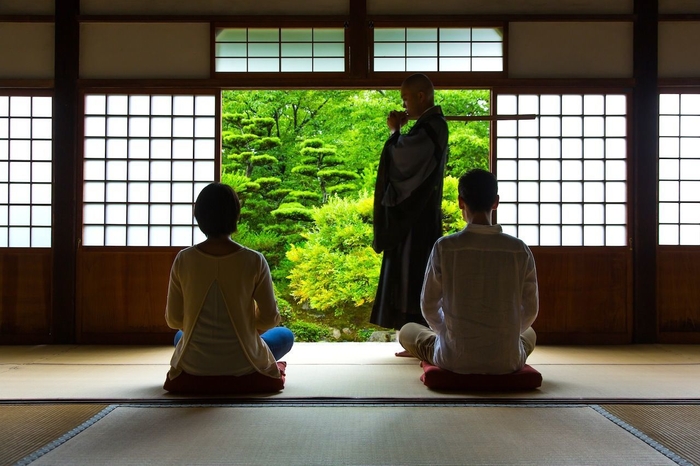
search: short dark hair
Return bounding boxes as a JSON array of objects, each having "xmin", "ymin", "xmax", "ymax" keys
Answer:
[
  {"xmin": 194, "ymin": 182, "xmax": 240, "ymax": 237},
  {"xmin": 458, "ymin": 169, "xmax": 498, "ymax": 213}
]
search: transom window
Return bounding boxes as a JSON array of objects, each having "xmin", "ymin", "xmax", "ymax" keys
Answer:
[
  {"xmin": 495, "ymin": 94, "xmax": 628, "ymax": 246},
  {"xmin": 373, "ymin": 27, "xmax": 503, "ymax": 72},
  {"xmin": 659, "ymin": 93, "xmax": 700, "ymax": 246},
  {"xmin": 82, "ymin": 94, "xmax": 216, "ymax": 247},
  {"xmin": 215, "ymin": 28, "xmax": 345, "ymax": 73},
  {"xmin": 0, "ymin": 95, "xmax": 52, "ymax": 248}
]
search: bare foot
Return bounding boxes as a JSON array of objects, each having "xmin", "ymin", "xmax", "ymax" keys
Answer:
[{"xmin": 395, "ymin": 350, "xmax": 415, "ymax": 358}]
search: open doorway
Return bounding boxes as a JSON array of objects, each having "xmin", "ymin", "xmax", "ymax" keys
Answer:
[{"xmin": 220, "ymin": 89, "xmax": 491, "ymax": 342}]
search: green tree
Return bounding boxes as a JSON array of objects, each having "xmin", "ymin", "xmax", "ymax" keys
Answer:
[
  {"xmin": 219, "ymin": 89, "xmax": 490, "ymax": 340},
  {"xmin": 291, "ymin": 138, "xmax": 360, "ymax": 203},
  {"xmin": 436, "ymin": 90, "xmax": 491, "ymax": 177},
  {"xmin": 221, "ymin": 113, "xmax": 286, "ymax": 228}
]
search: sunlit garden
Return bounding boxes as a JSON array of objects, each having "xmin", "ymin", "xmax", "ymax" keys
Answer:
[{"xmin": 221, "ymin": 89, "xmax": 490, "ymax": 341}]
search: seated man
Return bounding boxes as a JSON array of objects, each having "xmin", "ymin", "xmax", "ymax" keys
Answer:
[{"xmin": 399, "ymin": 168, "xmax": 538, "ymax": 375}]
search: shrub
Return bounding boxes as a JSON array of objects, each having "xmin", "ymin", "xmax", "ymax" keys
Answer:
[
  {"xmin": 286, "ymin": 195, "xmax": 380, "ymax": 316},
  {"xmin": 287, "ymin": 321, "xmax": 332, "ymax": 342}
]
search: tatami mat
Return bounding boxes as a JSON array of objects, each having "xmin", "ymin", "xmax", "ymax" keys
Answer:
[
  {"xmin": 600, "ymin": 404, "xmax": 700, "ymax": 466},
  {"xmin": 3, "ymin": 344, "xmax": 698, "ymax": 465},
  {"xmin": 19, "ymin": 404, "xmax": 686, "ymax": 465},
  {"xmin": 0, "ymin": 343, "xmax": 699, "ymax": 401},
  {"xmin": 0, "ymin": 404, "xmax": 107, "ymax": 466}
]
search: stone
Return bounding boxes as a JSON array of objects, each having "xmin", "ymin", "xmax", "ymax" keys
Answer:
[{"xmin": 368, "ymin": 331, "xmax": 393, "ymax": 342}]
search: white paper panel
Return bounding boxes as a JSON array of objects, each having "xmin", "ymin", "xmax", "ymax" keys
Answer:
[
  {"xmin": 80, "ymin": 23, "xmax": 209, "ymax": 79},
  {"xmin": 509, "ymin": 22, "xmax": 633, "ymax": 78},
  {"xmin": 81, "ymin": 0, "xmax": 347, "ymax": 15},
  {"xmin": 369, "ymin": 0, "xmax": 632, "ymax": 15},
  {"xmin": 0, "ymin": 23, "xmax": 54, "ymax": 79},
  {"xmin": 659, "ymin": 22, "xmax": 700, "ymax": 78}
]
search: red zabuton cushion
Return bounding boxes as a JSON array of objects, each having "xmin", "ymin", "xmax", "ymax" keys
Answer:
[
  {"xmin": 420, "ymin": 362, "xmax": 542, "ymax": 391},
  {"xmin": 163, "ymin": 361, "xmax": 286, "ymax": 394}
]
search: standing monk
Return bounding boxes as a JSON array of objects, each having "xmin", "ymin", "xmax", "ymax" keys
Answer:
[{"xmin": 371, "ymin": 73, "xmax": 449, "ymax": 332}]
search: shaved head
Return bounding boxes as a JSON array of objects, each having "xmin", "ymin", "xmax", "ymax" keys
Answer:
[{"xmin": 402, "ymin": 73, "xmax": 435, "ymax": 102}]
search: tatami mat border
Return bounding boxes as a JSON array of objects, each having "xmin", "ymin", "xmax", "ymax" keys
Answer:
[
  {"xmin": 591, "ymin": 405, "xmax": 693, "ymax": 466},
  {"xmin": 14, "ymin": 405, "xmax": 118, "ymax": 466}
]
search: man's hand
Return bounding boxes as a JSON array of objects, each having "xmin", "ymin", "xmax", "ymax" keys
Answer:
[{"xmin": 387, "ymin": 110, "xmax": 408, "ymax": 134}]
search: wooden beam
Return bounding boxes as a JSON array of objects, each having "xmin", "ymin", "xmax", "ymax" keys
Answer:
[
  {"xmin": 444, "ymin": 114, "xmax": 536, "ymax": 121},
  {"xmin": 347, "ymin": 0, "xmax": 368, "ymax": 78},
  {"xmin": 408, "ymin": 114, "xmax": 537, "ymax": 121}
]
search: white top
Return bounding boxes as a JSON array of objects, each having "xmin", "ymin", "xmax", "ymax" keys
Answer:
[
  {"xmin": 421, "ymin": 223, "xmax": 539, "ymax": 374},
  {"xmin": 165, "ymin": 246, "xmax": 281, "ymax": 380},
  {"xmin": 178, "ymin": 282, "xmax": 252, "ymax": 376}
]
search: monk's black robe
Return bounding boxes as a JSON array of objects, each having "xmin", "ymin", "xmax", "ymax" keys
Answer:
[{"xmin": 371, "ymin": 106, "xmax": 448, "ymax": 330}]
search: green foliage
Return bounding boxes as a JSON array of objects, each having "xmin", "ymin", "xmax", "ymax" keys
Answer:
[
  {"xmin": 286, "ymin": 196, "xmax": 381, "ymax": 325},
  {"xmin": 441, "ymin": 176, "xmax": 467, "ymax": 235},
  {"xmin": 355, "ymin": 195, "xmax": 374, "ymax": 221},
  {"xmin": 252, "ymin": 137, "xmax": 281, "ymax": 151},
  {"xmin": 253, "ymin": 177, "xmax": 282, "ymax": 189},
  {"xmin": 235, "ymin": 225, "xmax": 280, "ymax": 252},
  {"xmin": 319, "ymin": 156, "xmax": 342, "ymax": 165},
  {"xmin": 288, "ymin": 191, "xmax": 323, "ymax": 203},
  {"xmin": 269, "ymin": 188, "xmax": 292, "ymax": 198},
  {"xmin": 271, "ymin": 203, "xmax": 315, "ymax": 222},
  {"xmin": 221, "ymin": 171, "xmax": 253, "ymax": 195},
  {"xmin": 302, "ymin": 138, "xmax": 324, "ymax": 148},
  {"xmin": 221, "ymin": 89, "xmax": 491, "ymax": 340},
  {"xmin": 446, "ymin": 126, "xmax": 490, "ymax": 177},
  {"xmin": 317, "ymin": 169, "xmax": 360, "ymax": 182},
  {"xmin": 249, "ymin": 154, "xmax": 278, "ymax": 165},
  {"xmin": 287, "ymin": 321, "xmax": 332, "ymax": 342},
  {"xmin": 291, "ymin": 165, "xmax": 318, "ymax": 176},
  {"xmin": 356, "ymin": 328, "xmax": 375, "ymax": 342},
  {"xmin": 326, "ymin": 183, "xmax": 357, "ymax": 195},
  {"xmin": 293, "ymin": 138, "xmax": 360, "ymax": 203},
  {"xmin": 275, "ymin": 294, "xmax": 294, "ymax": 323},
  {"xmin": 436, "ymin": 90, "xmax": 491, "ymax": 178},
  {"xmin": 244, "ymin": 181, "xmax": 261, "ymax": 191}
]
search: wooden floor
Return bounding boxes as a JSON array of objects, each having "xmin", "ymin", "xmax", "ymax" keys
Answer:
[{"xmin": 1, "ymin": 342, "xmax": 699, "ymax": 402}]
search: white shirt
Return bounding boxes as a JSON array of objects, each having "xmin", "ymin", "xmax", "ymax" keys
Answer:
[
  {"xmin": 421, "ymin": 223, "xmax": 539, "ymax": 374},
  {"xmin": 166, "ymin": 246, "xmax": 281, "ymax": 380}
]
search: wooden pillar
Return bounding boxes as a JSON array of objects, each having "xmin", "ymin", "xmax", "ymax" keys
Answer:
[
  {"xmin": 51, "ymin": 0, "xmax": 80, "ymax": 343},
  {"xmin": 632, "ymin": 0, "xmax": 658, "ymax": 342},
  {"xmin": 348, "ymin": 0, "xmax": 368, "ymax": 78}
]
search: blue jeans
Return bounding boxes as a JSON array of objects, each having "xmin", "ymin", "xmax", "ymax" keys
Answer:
[{"xmin": 173, "ymin": 326, "xmax": 294, "ymax": 360}]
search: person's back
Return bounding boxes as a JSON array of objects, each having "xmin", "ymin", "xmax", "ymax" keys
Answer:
[
  {"xmin": 164, "ymin": 182, "xmax": 294, "ymax": 390},
  {"xmin": 424, "ymin": 225, "xmax": 537, "ymax": 374},
  {"xmin": 169, "ymin": 245, "xmax": 277, "ymax": 378},
  {"xmin": 398, "ymin": 168, "xmax": 538, "ymax": 375}
]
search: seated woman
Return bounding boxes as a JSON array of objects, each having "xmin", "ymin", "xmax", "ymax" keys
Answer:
[{"xmin": 164, "ymin": 182, "xmax": 294, "ymax": 393}]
